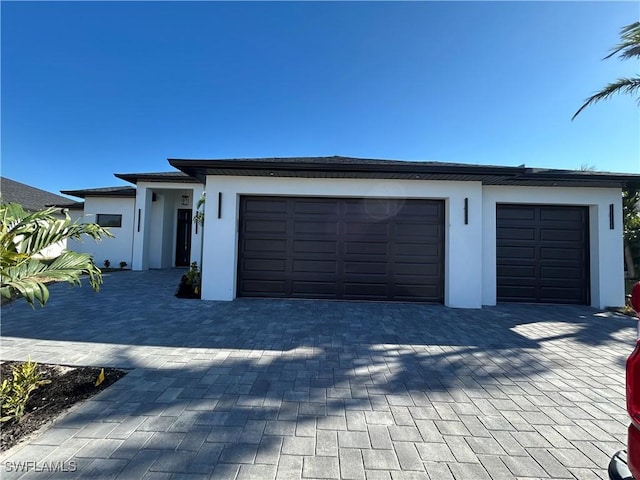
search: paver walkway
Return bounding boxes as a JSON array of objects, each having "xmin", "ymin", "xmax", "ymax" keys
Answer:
[{"xmin": 0, "ymin": 269, "xmax": 636, "ymax": 479}]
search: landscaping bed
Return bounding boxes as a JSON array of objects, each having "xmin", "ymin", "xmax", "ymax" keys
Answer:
[{"xmin": 0, "ymin": 361, "xmax": 127, "ymax": 452}]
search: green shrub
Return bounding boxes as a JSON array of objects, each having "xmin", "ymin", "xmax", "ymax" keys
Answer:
[
  {"xmin": 185, "ymin": 262, "xmax": 201, "ymax": 294},
  {"xmin": 0, "ymin": 360, "xmax": 51, "ymax": 423}
]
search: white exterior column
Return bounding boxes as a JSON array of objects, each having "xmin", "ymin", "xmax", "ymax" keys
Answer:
[
  {"xmin": 189, "ymin": 186, "xmax": 206, "ymax": 268},
  {"xmin": 131, "ymin": 186, "xmax": 152, "ymax": 270}
]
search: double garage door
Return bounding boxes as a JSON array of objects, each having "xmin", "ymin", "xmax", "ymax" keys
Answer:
[
  {"xmin": 237, "ymin": 197, "xmax": 590, "ymax": 305},
  {"xmin": 237, "ymin": 196, "xmax": 444, "ymax": 302}
]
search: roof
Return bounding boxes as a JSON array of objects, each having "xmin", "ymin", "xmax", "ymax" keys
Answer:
[
  {"xmin": 114, "ymin": 171, "xmax": 200, "ymax": 185},
  {"xmin": 168, "ymin": 156, "xmax": 640, "ymax": 188},
  {"xmin": 60, "ymin": 186, "xmax": 137, "ymax": 199},
  {"xmin": 1, "ymin": 177, "xmax": 81, "ymax": 211}
]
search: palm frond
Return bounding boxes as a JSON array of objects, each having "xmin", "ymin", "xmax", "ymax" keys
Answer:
[
  {"xmin": 572, "ymin": 76, "xmax": 640, "ymax": 120},
  {"xmin": 0, "ymin": 202, "xmax": 111, "ymax": 307},
  {"xmin": 604, "ymin": 21, "xmax": 640, "ymax": 60}
]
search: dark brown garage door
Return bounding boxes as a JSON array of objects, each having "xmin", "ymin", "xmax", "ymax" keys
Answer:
[
  {"xmin": 496, "ymin": 204, "xmax": 590, "ymax": 304},
  {"xmin": 237, "ymin": 196, "xmax": 444, "ymax": 302}
]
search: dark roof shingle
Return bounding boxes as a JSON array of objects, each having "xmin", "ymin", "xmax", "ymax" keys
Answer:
[{"xmin": 1, "ymin": 177, "xmax": 80, "ymax": 211}]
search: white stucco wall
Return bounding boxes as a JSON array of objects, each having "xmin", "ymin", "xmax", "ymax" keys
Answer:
[
  {"xmin": 481, "ymin": 185, "xmax": 624, "ymax": 309},
  {"xmin": 71, "ymin": 196, "xmax": 135, "ymax": 267},
  {"xmin": 200, "ymin": 176, "xmax": 484, "ymax": 308}
]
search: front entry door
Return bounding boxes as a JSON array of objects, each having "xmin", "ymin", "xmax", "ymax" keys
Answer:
[{"xmin": 176, "ymin": 209, "xmax": 192, "ymax": 267}]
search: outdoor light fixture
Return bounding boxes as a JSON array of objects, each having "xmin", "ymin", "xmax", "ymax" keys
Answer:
[
  {"xmin": 610, "ymin": 203, "xmax": 615, "ymax": 230},
  {"xmin": 181, "ymin": 195, "xmax": 189, "ymax": 206},
  {"xmin": 464, "ymin": 198, "xmax": 469, "ymax": 225}
]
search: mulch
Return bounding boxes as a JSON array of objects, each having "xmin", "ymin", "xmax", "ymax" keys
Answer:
[{"xmin": 0, "ymin": 361, "xmax": 127, "ymax": 451}]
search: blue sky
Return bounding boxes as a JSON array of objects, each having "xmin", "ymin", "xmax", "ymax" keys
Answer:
[{"xmin": 2, "ymin": 1, "xmax": 639, "ymax": 196}]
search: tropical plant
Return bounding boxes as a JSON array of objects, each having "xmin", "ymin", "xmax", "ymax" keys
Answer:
[
  {"xmin": 185, "ymin": 261, "xmax": 201, "ymax": 294},
  {"xmin": 624, "ymin": 188, "xmax": 640, "ymax": 278},
  {"xmin": 193, "ymin": 193, "xmax": 206, "ymax": 229},
  {"xmin": 572, "ymin": 21, "xmax": 640, "ymax": 120},
  {"xmin": 0, "ymin": 359, "xmax": 51, "ymax": 423},
  {"xmin": 0, "ymin": 202, "xmax": 112, "ymax": 307},
  {"xmin": 119, "ymin": 261, "xmax": 127, "ymax": 270},
  {"xmin": 103, "ymin": 259, "xmax": 111, "ymax": 269}
]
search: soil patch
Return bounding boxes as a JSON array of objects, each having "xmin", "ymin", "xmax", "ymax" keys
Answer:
[{"xmin": 1, "ymin": 362, "xmax": 127, "ymax": 451}]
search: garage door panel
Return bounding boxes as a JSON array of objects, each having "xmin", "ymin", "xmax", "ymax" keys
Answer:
[
  {"xmin": 345, "ymin": 222, "xmax": 390, "ymax": 236},
  {"xmin": 294, "ymin": 199, "xmax": 339, "ymax": 215},
  {"xmin": 540, "ymin": 266, "xmax": 584, "ymax": 280},
  {"xmin": 395, "ymin": 223, "xmax": 441, "ymax": 237},
  {"xmin": 294, "ymin": 221, "xmax": 338, "ymax": 235},
  {"xmin": 497, "ymin": 207, "xmax": 535, "ymax": 221},
  {"xmin": 241, "ymin": 280, "xmax": 287, "ymax": 295},
  {"xmin": 540, "ymin": 248, "xmax": 584, "ymax": 261},
  {"xmin": 497, "ymin": 227, "xmax": 536, "ymax": 241},
  {"xmin": 540, "ymin": 228, "xmax": 584, "ymax": 242},
  {"xmin": 343, "ymin": 283, "xmax": 389, "ymax": 298},
  {"xmin": 291, "ymin": 281, "xmax": 338, "ymax": 296},
  {"xmin": 394, "ymin": 263, "xmax": 440, "ymax": 276},
  {"xmin": 242, "ymin": 259, "xmax": 287, "ymax": 272},
  {"xmin": 238, "ymin": 196, "xmax": 444, "ymax": 302},
  {"xmin": 540, "ymin": 207, "xmax": 584, "ymax": 222},
  {"xmin": 497, "ymin": 204, "xmax": 588, "ymax": 304},
  {"xmin": 292, "ymin": 260, "xmax": 338, "ymax": 273},
  {"xmin": 497, "ymin": 265, "xmax": 536, "ymax": 278},
  {"xmin": 245, "ymin": 219, "xmax": 288, "ymax": 234},
  {"xmin": 293, "ymin": 240, "xmax": 336, "ymax": 254},
  {"xmin": 344, "ymin": 262, "xmax": 387, "ymax": 275},
  {"xmin": 498, "ymin": 246, "xmax": 536, "ymax": 260},
  {"xmin": 343, "ymin": 242, "xmax": 388, "ymax": 255},
  {"xmin": 243, "ymin": 239, "xmax": 287, "ymax": 253},
  {"xmin": 244, "ymin": 198, "xmax": 288, "ymax": 214}
]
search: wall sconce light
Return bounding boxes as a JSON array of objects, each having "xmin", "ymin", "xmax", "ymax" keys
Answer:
[
  {"xmin": 464, "ymin": 198, "xmax": 469, "ymax": 225},
  {"xmin": 181, "ymin": 195, "xmax": 189, "ymax": 206},
  {"xmin": 609, "ymin": 203, "xmax": 614, "ymax": 229}
]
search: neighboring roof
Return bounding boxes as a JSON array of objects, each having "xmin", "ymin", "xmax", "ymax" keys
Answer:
[
  {"xmin": 1, "ymin": 177, "xmax": 81, "ymax": 211},
  {"xmin": 114, "ymin": 171, "xmax": 200, "ymax": 185},
  {"xmin": 60, "ymin": 186, "xmax": 137, "ymax": 199},
  {"xmin": 168, "ymin": 156, "xmax": 640, "ymax": 188}
]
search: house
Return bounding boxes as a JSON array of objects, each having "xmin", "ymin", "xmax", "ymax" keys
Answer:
[
  {"xmin": 1, "ymin": 177, "xmax": 84, "ymax": 258},
  {"xmin": 1, "ymin": 177, "xmax": 82, "ymax": 213},
  {"xmin": 60, "ymin": 156, "xmax": 640, "ymax": 309}
]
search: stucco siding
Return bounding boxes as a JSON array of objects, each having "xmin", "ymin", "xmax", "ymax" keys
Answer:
[
  {"xmin": 201, "ymin": 176, "xmax": 484, "ymax": 308},
  {"xmin": 72, "ymin": 196, "xmax": 135, "ymax": 267}
]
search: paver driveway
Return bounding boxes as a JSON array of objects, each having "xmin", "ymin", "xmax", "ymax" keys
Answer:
[{"xmin": 0, "ymin": 269, "xmax": 636, "ymax": 480}]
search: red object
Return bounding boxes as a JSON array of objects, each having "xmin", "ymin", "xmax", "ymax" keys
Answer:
[
  {"xmin": 629, "ymin": 422, "xmax": 640, "ymax": 479},
  {"xmin": 632, "ymin": 282, "xmax": 640, "ymax": 314},
  {"xmin": 627, "ymin": 285, "xmax": 640, "ymax": 477}
]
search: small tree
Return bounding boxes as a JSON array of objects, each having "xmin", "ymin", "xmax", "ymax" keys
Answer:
[{"xmin": 0, "ymin": 202, "xmax": 112, "ymax": 307}]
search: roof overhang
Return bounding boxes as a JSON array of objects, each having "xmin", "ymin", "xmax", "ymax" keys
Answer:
[
  {"xmin": 60, "ymin": 187, "xmax": 137, "ymax": 199},
  {"xmin": 168, "ymin": 156, "xmax": 640, "ymax": 189},
  {"xmin": 114, "ymin": 171, "xmax": 201, "ymax": 185}
]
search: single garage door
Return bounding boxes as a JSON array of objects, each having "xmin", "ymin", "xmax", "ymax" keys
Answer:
[
  {"xmin": 238, "ymin": 196, "xmax": 444, "ymax": 302},
  {"xmin": 496, "ymin": 204, "xmax": 590, "ymax": 304}
]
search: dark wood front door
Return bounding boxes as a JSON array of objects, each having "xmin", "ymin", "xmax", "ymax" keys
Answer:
[{"xmin": 175, "ymin": 209, "xmax": 192, "ymax": 267}]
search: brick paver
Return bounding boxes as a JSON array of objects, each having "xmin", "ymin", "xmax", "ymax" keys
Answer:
[{"xmin": 0, "ymin": 269, "xmax": 636, "ymax": 479}]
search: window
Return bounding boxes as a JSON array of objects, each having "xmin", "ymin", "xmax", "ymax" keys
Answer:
[{"xmin": 96, "ymin": 214, "xmax": 122, "ymax": 228}]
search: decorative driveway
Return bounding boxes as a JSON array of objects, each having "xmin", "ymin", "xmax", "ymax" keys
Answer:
[{"xmin": 0, "ymin": 269, "xmax": 636, "ymax": 479}]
